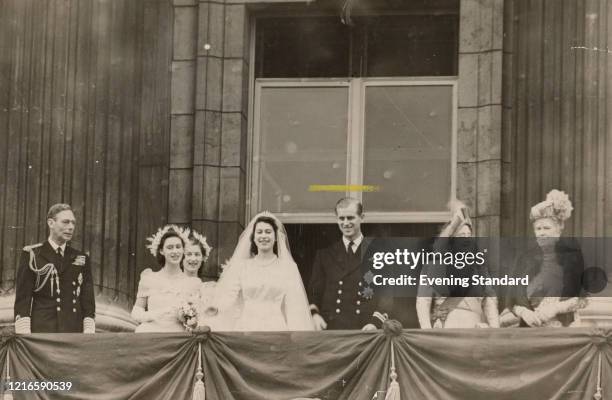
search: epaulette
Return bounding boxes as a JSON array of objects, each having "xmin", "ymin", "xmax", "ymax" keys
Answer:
[{"xmin": 23, "ymin": 243, "xmax": 43, "ymax": 252}]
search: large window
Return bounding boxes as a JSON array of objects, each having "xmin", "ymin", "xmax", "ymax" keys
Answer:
[{"xmin": 250, "ymin": 10, "xmax": 459, "ymax": 223}]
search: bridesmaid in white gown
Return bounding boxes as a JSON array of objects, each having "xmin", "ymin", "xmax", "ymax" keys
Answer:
[
  {"xmin": 180, "ymin": 228, "xmax": 224, "ymax": 330},
  {"xmin": 131, "ymin": 225, "xmax": 202, "ymax": 333},
  {"xmin": 212, "ymin": 212, "xmax": 314, "ymax": 331}
]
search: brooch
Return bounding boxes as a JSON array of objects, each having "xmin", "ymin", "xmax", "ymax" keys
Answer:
[
  {"xmin": 361, "ymin": 286, "xmax": 374, "ymax": 300},
  {"xmin": 363, "ymin": 271, "xmax": 374, "ymax": 285}
]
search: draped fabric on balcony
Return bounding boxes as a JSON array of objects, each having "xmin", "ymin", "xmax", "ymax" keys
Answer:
[{"xmin": 0, "ymin": 328, "xmax": 610, "ymax": 400}]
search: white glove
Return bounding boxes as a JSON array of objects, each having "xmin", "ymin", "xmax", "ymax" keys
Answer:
[
  {"xmin": 312, "ymin": 313, "xmax": 327, "ymax": 330},
  {"xmin": 83, "ymin": 317, "xmax": 96, "ymax": 334},
  {"xmin": 513, "ymin": 306, "xmax": 542, "ymax": 327},
  {"xmin": 132, "ymin": 305, "xmax": 178, "ymax": 323},
  {"xmin": 131, "ymin": 306, "xmax": 156, "ymax": 323},
  {"xmin": 362, "ymin": 323, "xmax": 377, "ymax": 331},
  {"xmin": 15, "ymin": 316, "xmax": 31, "ymax": 334}
]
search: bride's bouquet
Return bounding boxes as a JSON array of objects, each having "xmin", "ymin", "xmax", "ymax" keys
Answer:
[{"xmin": 177, "ymin": 301, "xmax": 199, "ymax": 332}]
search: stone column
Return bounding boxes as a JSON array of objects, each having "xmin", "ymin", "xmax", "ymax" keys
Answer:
[
  {"xmin": 169, "ymin": 0, "xmax": 199, "ymax": 226},
  {"xmin": 192, "ymin": 1, "xmax": 249, "ymax": 276},
  {"xmin": 457, "ymin": 0, "xmax": 504, "ymax": 236}
]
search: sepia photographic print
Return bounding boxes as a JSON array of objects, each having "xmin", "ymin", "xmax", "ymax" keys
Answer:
[{"xmin": 0, "ymin": 0, "xmax": 611, "ymax": 398}]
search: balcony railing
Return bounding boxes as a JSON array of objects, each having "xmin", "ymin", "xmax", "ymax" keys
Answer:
[{"xmin": 0, "ymin": 324, "xmax": 609, "ymax": 400}]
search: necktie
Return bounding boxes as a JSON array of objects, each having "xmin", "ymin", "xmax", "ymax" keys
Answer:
[
  {"xmin": 347, "ymin": 241, "xmax": 354, "ymax": 254},
  {"xmin": 57, "ymin": 247, "xmax": 63, "ymax": 258}
]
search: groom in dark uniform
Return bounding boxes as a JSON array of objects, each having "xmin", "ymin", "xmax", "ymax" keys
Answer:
[
  {"xmin": 308, "ymin": 197, "xmax": 420, "ymax": 330},
  {"xmin": 308, "ymin": 198, "xmax": 379, "ymax": 330},
  {"xmin": 14, "ymin": 203, "xmax": 96, "ymax": 333}
]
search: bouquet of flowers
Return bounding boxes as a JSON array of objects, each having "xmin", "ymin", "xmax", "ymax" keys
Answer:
[{"xmin": 177, "ymin": 301, "xmax": 199, "ymax": 332}]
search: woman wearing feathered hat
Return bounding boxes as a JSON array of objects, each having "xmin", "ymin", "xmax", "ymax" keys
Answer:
[
  {"xmin": 416, "ymin": 200, "xmax": 499, "ymax": 329},
  {"xmin": 506, "ymin": 190, "xmax": 586, "ymax": 327}
]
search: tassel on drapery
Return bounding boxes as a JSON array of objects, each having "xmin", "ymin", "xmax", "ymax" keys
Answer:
[
  {"xmin": 384, "ymin": 341, "xmax": 400, "ymax": 400},
  {"xmin": 593, "ymin": 352, "xmax": 602, "ymax": 400},
  {"xmin": 192, "ymin": 341, "xmax": 205, "ymax": 400},
  {"xmin": 3, "ymin": 347, "xmax": 13, "ymax": 400}
]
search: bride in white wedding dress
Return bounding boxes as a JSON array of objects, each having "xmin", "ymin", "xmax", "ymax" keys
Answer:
[{"xmin": 211, "ymin": 212, "xmax": 314, "ymax": 331}]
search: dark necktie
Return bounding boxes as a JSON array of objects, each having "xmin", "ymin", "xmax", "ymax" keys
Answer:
[
  {"xmin": 57, "ymin": 247, "xmax": 63, "ymax": 258},
  {"xmin": 347, "ymin": 241, "xmax": 354, "ymax": 255}
]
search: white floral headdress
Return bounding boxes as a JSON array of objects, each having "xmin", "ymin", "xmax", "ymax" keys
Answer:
[
  {"xmin": 146, "ymin": 225, "xmax": 190, "ymax": 257},
  {"xmin": 530, "ymin": 189, "xmax": 573, "ymax": 223},
  {"xmin": 184, "ymin": 228, "xmax": 213, "ymax": 262}
]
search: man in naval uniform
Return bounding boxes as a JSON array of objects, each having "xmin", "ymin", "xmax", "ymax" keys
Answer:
[
  {"xmin": 308, "ymin": 197, "xmax": 381, "ymax": 330},
  {"xmin": 14, "ymin": 203, "xmax": 96, "ymax": 333},
  {"xmin": 308, "ymin": 197, "xmax": 420, "ymax": 331}
]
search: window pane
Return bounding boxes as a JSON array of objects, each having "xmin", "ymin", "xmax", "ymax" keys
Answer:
[
  {"xmin": 257, "ymin": 86, "xmax": 349, "ymax": 213},
  {"xmin": 364, "ymin": 15, "xmax": 458, "ymax": 76},
  {"xmin": 362, "ymin": 85, "xmax": 453, "ymax": 212},
  {"xmin": 255, "ymin": 9, "xmax": 459, "ymax": 79},
  {"xmin": 255, "ymin": 18, "xmax": 350, "ymax": 78}
]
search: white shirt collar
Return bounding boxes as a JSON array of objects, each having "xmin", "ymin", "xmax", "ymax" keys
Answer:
[
  {"xmin": 343, "ymin": 234, "xmax": 363, "ymax": 251},
  {"xmin": 48, "ymin": 238, "xmax": 67, "ymax": 254}
]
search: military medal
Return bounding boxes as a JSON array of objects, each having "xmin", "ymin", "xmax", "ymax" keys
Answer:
[{"xmin": 361, "ymin": 286, "xmax": 374, "ymax": 300}]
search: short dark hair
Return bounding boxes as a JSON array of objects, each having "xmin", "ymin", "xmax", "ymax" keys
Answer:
[
  {"xmin": 47, "ymin": 203, "xmax": 73, "ymax": 220},
  {"xmin": 334, "ymin": 197, "xmax": 363, "ymax": 216},
  {"xmin": 250, "ymin": 216, "xmax": 279, "ymax": 256},
  {"xmin": 156, "ymin": 230, "xmax": 185, "ymax": 266}
]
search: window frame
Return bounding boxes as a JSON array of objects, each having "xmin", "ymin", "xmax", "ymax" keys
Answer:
[{"xmin": 247, "ymin": 16, "xmax": 458, "ymax": 224}]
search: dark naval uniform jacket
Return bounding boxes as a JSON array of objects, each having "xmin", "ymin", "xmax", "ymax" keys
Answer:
[
  {"xmin": 308, "ymin": 240, "xmax": 376, "ymax": 330},
  {"xmin": 14, "ymin": 241, "xmax": 95, "ymax": 333}
]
